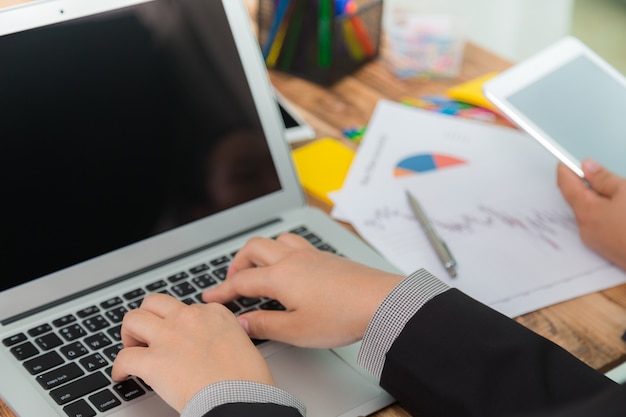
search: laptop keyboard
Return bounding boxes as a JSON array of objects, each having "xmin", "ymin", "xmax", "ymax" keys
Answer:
[{"xmin": 2, "ymin": 226, "xmax": 338, "ymax": 417}]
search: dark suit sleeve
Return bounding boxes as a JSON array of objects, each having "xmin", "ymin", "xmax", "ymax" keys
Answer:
[
  {"xmin": 203, "ymin": 402, "xmax": 303, "ymax": 416},
  {"xmin": 380, "ymin": 289, "xmax": 625, "ymax": 417}
]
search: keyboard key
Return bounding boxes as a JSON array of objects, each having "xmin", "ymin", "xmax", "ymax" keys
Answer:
[
  {"xmin": 317, "ymin": 243, "xmax": 337, "ymax": 253},
  {"xmin": 36, "ymin": 363, "xmax": 84, "ymax": 390},
  {"xmin": 59, "ymin": 324, "xmax": 87, "ymax": 342},
  {"xmin": 113, "ymin": 379, "xmax": 145, "ymax": 402},
  {"xmin": 302, "ymin": 233, "xmax": 321, "ymax": 245},
  {"xmin": 171, "ymin": 282, "xmax": 196, "ymax": 297},
  {"xmin": 146, "ymin": 279, "xmax": 167, "ymax": 291},
  {"xmin": 105, "ymin": 307, "xmax": 127, "ymax": 323},
  {"xmin": 127, "ymin": 299, "xmax": 143, "ymax": 310},
  {"xmin": 63, "ymin": 399, "xmax": 96, "ymax": 417},
  {"xmin": 10, "ymin": 341, "xmax": 39, "ymax": 360},
  {"xmin": 181, "ymin": 298, "xmax": 195, "ymax": 305},
  {"xmin": 289, "ymin": 226, "xmax": 308, "ymax": 235},
  {"xmin": 53, "ymin": 315, "xmax": 77, "ymax": 328},
  {"xmin": 190, "ymin": 263, "xmax": 210, "ymax": 274},
  {"xmin": 103, "ymin": 343, "xmax": 123, "ymax": 362},
  {"xmin": 210, "ymin": 256, "xmax": 230, "ymax": 267},
  {"xmin": 79, "ymin": 353, "xmax": 108, "ymax": 372},
  {"xmin": 224, "ymin": 301, "xmax": 241, "ymax": 314},
  {"xmin": 35, "ymin": 333, "xmax": 63, "ymax": 351},
  {"xmin": 60, "ymin": 342, "xmax": 89, "ymax": 360},
  {"xmin": 213, "ymin": 266, "xmax": 228, "ymax": 280},
  {"xmin": 192, "ymin": 273, "xmax": 217, "ymax": 289},
  {"xmin": 106, "ymin": 325, "xmax": 122, "ymax": 341},
  {"xmin": 3, "ymin": 333, "xmax": 27, "ymax": 347},
  {"xmin": 82, "ymin": 315, "xmax": 109, "ymax": 332},
  {"xmin": 76, "ymin": 306, "xmax": 100, "ymax": 318},
  {"xmin": 167, "ymin": 271, "xmax": 189, "ymax": 283},
  {"xmin": 89, "ymin": 389, "xmax": 121, "ymax": 412},
  {"xmin": 28, "ymin": 323, "xmax": 52, "ymax": 337},
  {"xmin": 50, "ymin": 372, "xmax": 110, "ymax": 405},
  {"xmin": 84, "ymin": 333, "xmax": 112, "ymax": 351},
  {"xmin": 24, "ymin": 351, "xmax": 64, "ymax": 375},
  {"xmin": 260, "ymin": 299, "xmax": 286, "ymax": 311},
  {"xmin": 100, "ymin": 297, "xmax": 123, "ymax": 309},
  {"xmin": 238, "ymin": 297, "xmax": 261, "ymax": 308},
  {"xmin": 123, "ymin": 288, "xmax": 145, "ymax": 300}
]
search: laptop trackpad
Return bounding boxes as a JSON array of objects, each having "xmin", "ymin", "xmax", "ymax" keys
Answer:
[{"xmin": 266, "ymin": 347, "xmax": 383, "ymax": 416}]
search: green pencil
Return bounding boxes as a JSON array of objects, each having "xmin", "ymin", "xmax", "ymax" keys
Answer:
[{"xmin": 318, "ymin": 0, "xmax": 333, "ymax": 68}]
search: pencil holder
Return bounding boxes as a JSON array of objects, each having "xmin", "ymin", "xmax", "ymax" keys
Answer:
[{"xmin": 257, "ymin": 0, "xmax": 383, "ymax": 86}]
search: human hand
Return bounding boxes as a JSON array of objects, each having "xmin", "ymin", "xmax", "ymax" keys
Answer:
[
  {"xmin": 111, "ymin": 293, "xmax": 274, "ymax": 413},
  {"xmin": 557, "ymin": 159, "xmax": 626, "ymax": 271},
  {"xmin": 202, "ymin": 233, "xmax": 404, "ymax": 348}
]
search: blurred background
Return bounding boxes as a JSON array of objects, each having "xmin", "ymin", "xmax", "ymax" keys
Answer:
[
  {"xmin": 1, "ymin": 0, "xmax": 625, "ymax": 74},
  {"xmin": 383, "ymin": 0, "xmax": 626, "ymax": 73},
  {"xmin": 465, "ymin": 0, "xmax": 625, "ymax": 73},
  {"xmin": 571, "ymin": 0, "xmax": 626, "ymax": 73}
]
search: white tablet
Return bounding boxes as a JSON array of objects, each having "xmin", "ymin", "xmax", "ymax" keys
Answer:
[{"xmin": 483, "ymin": 36, "xmax": 626, "ymax": 178}]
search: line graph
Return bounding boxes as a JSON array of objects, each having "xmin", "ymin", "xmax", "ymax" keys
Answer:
[
  {"xmin": 363, "ymin": 203, "xmax": 578, "ymax": 251},
  {"xmin": 435, "ymin": 205, "xmax": 578, "ymax": 250}
]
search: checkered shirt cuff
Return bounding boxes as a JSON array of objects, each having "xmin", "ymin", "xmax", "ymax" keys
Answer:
[
  {"xmin": 181, "ymin": 380, "xmax": 306, "ymax": 417},
  {"xmin": 357, "ymin": 269, "xmax": 449, "ymax": 380}
]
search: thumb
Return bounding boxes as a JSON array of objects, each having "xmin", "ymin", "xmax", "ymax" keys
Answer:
[{"xmin": 582, "ymin": 159, "xmax": 622, "ymax": 198}]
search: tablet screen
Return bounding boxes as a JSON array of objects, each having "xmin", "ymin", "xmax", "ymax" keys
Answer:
[{"xmin": 506, "ymin": 55, "xmax": 626, "ymax": 177}]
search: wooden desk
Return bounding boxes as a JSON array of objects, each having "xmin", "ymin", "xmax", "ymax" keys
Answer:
[{"xmin": 2, "ymin": 3, "xmax": 626, "ymax": 417}]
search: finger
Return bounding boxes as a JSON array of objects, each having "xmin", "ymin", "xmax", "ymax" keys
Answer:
[
  {"xmin": 238, "ymin": 309, "xmax": 298, "ymax": 344},
  {"xmin": 557, "ymin": 163, "xmax": 593, "ymax": 209},
  {"xmin": 275, "ymin": 232, "xmax": 315, "ymax": 249},
  {"xmin": 120, "ymin": 308, "xmax": 164, "ymax": 348},
  {"xmin": 138, "ymin": 293, "xmax": 184, "ymax": 318},
  {"xmin": 228, "ymin": 237, "xmax": 291, "ymax": 276},
  {"xmin": 582, "ymin": 159, "xmax": 623, "ymax": 198},
  {"xmin": 203, "ymin": 267, "xmax": 280, "ymax": 304},
  {"xmin": 111, "ymin": 346, "xmax": 149, "ymax": 382}
]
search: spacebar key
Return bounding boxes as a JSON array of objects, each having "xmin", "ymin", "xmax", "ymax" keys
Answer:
[{"xmin": 50, "ymin": 372, "xmax": 109, "ymax": 405}]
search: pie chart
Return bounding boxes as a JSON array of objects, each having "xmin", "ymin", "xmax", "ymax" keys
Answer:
[{"xmin": 394, "ymin": 153, "xmax": 466, "ymax": 177}]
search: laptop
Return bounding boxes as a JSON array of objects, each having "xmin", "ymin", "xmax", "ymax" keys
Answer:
[{"xmin": 0, "ymin": 0, "xmax": 398, "ymax": 416}]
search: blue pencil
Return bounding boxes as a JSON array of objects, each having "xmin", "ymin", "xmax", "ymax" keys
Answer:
[
  {"xmin": 263, "ymin": 0, "xmax": 291, "ymax": 60},
  {"xmin": 334, "ymin": 0, "xmax": 349, "ymax": 15}
]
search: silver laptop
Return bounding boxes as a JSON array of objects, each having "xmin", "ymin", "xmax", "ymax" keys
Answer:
[{"xmin": 0, "ymin": 0, "xmax": 397, "ymax": 416}]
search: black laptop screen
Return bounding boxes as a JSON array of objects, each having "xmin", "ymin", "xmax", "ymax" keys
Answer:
[{"xmin": 0, "ymin": 0, "xmax": 281, "ymax": 291}]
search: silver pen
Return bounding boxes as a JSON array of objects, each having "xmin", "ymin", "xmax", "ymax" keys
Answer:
[{"xmin": 405, "ymin": 191, "xmax": 457, "ymax": 278}]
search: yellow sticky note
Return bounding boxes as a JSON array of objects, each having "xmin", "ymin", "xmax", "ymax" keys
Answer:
[
  {"xmin": 446, "ymin": 72, "xmax": 500, "ymax": 111},
  {"xmin": 292, "ymin": 137, "xmax": 355, "ymax": 206}
]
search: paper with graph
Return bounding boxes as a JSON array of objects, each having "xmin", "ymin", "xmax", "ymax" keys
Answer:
[{"xmin": 332, "ymin": 100, "xmax": 626, "ymax": 317}]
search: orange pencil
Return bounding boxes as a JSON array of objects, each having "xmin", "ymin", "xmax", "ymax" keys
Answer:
[{"xmin": 345, "ymin": 1, "xmax": 376, "ymax": 57}]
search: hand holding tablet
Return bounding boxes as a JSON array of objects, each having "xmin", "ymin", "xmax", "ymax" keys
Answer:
[{"xmin": 483, "ymin": 36, "xmax": 626, "ymax": 179}]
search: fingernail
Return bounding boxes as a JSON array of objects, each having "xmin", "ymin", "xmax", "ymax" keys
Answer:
[
  {"xmin": 227, "ymin": 265, "xmax": 238, "ymax": 277},
  {"xmin": 582, "ymin": 159, "xmax": 602, "ymax": 175},
  {"xmin": 238, "ymin": 317, "xmax": 250, "ymax": 334}
]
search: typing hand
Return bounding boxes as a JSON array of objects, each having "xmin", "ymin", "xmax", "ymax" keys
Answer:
[
  {"xmin": 111, "ymin": 293, "xmax": 274, "ymax": 412},
  {"xmin": 202, "ymin": 233, "xmax": 404, "ymax": 348},
  {"xmin": 557, "ymin": 159, "xmax": 626, "ymax": 272}
]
